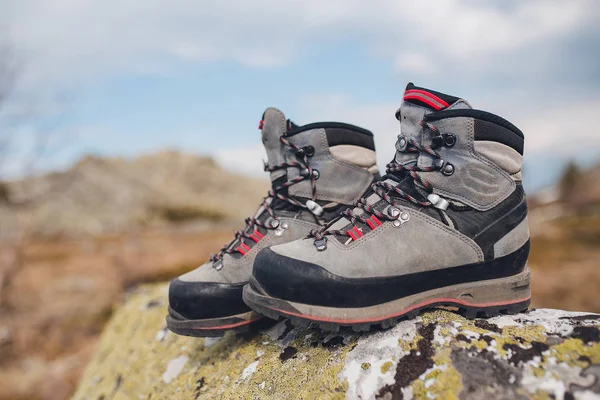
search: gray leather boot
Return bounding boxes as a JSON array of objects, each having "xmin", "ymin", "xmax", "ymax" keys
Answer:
[
  {"xmin": 244, "ymin": 84, "xmax": 530, "ymax": 331},
  {"xmin": 167, "ymin": 108, "xmax": 379, "ymax": 336}
]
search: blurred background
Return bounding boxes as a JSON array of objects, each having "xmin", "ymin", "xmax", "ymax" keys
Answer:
[{"xmin": 0, "ymin": 1, "xmax": 599, "ymax": 399}]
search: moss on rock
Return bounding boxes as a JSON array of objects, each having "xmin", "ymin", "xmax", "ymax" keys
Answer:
[{"xmin": 73, "ymin": 284, "xmax": 600, "ymax": 400}]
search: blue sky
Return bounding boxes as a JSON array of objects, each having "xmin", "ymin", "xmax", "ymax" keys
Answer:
[{"xmin": 1, "ymin": 0, "xmax": 600, "ymax": 192}]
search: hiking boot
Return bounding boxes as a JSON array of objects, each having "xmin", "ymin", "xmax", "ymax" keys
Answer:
[
  {"xmin": 244, "ymin": 84, "xmax": 531, "ymax": 331},
  {"xmin": 167, "ymin": 107, "xmax": 379, "ymax": 336}
]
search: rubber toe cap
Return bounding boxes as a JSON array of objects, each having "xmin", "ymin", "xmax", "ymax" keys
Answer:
[
  {"xmin": 168, "ymin": 278, "xmax": 249, "ymax": 320},
  {"xmin": 252, "ymin": 248, "xmax": 346, "ymax": 306}
]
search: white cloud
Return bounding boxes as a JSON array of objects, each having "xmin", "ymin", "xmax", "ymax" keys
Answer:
[
  {"xmin": 214, "ymin": 144, "xmax": 267, "ymax": 177},
  {"xmin": 2, "ymin": 0, "xmax": 599, "ymax": 182},
  {"xmin": 392, "ymin": 0, "xmax": 588, "ymax": 58},
  {"xmin": 519, "ymin": 100, "xmax": 600, "ymax": 155},
  {"xmin": 2, "ymin": 0, "xmax": 598, "ymax": 89},
  {"xmin": 394, "ymin": 53, "xmax": 437, "ymax": 75}
]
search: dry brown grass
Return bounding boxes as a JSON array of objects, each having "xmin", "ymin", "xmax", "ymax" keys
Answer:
[
  {"xmin": 528, "ymin": 213, "xmax": 600, "ymax": 312},
  {"xmin": 0, "ymin": 226, "xmax": 233, "ymax": 400}
]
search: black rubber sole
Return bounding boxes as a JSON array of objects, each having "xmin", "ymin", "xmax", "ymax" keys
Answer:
[
  {"xmin": 243, "ymin": 270, "xmax": 531, "ymax": 333},
  {"xmin": 246, "ymin": 293, "xmax": 530, "ymax": 333},
  {"xmin": 166, "ymin": 307, "xmax": 264, "ymax": 337}
]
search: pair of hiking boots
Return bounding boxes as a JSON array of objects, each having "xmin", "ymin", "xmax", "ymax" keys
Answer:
[{"xmin": 166, "ymin": 83, "xmax": 531, "ymax": 337}]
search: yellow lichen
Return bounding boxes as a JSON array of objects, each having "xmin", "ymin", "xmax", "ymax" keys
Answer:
[
  {"xmin": 502, "ymin": 325, "xmax": 547, "ymax": 343},
  {"xmin": 380, "ymin": 361, "xmax": 393, "ymax": 374},
  {"xmin": 424, "ymin": 368, "xmax": 442, "ymax": 381},
  {"xmin": 425, "ymin": 347, "xmax": 462, "ymax": 400},
  {"xmin": 420, "ymin": 309, "xmax": 469, "ymax": 325},
  {"xmin": 530, "ymin": 365, "xmax": 547, "ymax": 379},
  {"xmin": 399, "ymin": 333, "xmax": 422, "ymax": 352},
  {"xmin": 550, "ymin": 338, "xmax": 600, "ymax": 366},
  {"xmin": 411, "ymin": 378, "xmax": 427, "ymax": 399},
  {"xmin": 471, "ymin": 338, "xmax": 493, "ymax": 350},
  {"xmin": 72, "ymin": 285, "xmax": 600, "ymax": 400},
  {"xmin": 531, "ymin": 389, "xmax": 555, "ymax": 400},
  {"xmin": 72, "ymin": 284, "xmax": 353, "ymax": 400}
]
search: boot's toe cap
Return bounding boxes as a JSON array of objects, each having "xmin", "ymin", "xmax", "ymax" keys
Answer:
[
  {"xmin": 168, "ymin": 278, "xmax": 249, "ymax": 320},
  {"xmin": 252, "ymin": 247, "xmax": 347, "ymax": 306}
]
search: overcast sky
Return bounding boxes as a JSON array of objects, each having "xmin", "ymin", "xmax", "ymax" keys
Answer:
[{"xmin": 1, "ymin": 0, "xmax": 600, "ymax": 191}]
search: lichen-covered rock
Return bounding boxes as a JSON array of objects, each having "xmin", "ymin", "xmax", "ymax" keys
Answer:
[{"xmin": 73, "ymin": 284, "xmax": 600, "ymax": 400}]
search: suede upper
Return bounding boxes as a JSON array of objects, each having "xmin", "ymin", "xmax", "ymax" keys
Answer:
[
  {"xmin": 178, "ymin": 215, "xmax": 319, "ymax": 285},
  {"xmin": 267, "ymin": 206, "xmax": 484, "ymax": 279},
  {"xmin": 250, "ymin": 84, "xmax": 530, "ymax": 308},
  {"xmin": 169, "ymin": 107, "xmax": 379, "ymax": 320}
]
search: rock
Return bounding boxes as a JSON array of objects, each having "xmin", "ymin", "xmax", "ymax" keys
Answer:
[
  {"xmin": 73, "ymin": 284, "xmax": 600, "ymax": 400},
  {"xmin": 0, "ymin": 150, "xmax": 268, "ymax": 238}
]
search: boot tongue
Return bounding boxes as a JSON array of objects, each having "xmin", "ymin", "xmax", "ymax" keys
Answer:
[
  {"xmin": 260, "ymin": 107, "xmax": 291, "ymax": 184},
  {"xmin": 394, "ymin": 83, "xmax": 470, "ymax": 165}
]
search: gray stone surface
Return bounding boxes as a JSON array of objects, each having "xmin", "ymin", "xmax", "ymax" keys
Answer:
[{"xmin": 73, "ymin": 284, "xmax": 600, "ymax": 400}]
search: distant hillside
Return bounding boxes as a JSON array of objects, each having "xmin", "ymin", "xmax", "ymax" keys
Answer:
[
  {"xmin": 525, "ymin": 161, "xmax": 600, "ymax": 313},
  {"xmin": 529, "ymin": 162, "xmax": 600, "ymax": 208},
  {"xmin": 0, "ymin": 150, "xmax": 269, "ymax": 238}
]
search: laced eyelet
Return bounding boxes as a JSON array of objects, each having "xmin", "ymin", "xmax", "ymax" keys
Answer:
[
  {"xmin": 295, "ymin": 146, "xmax": 315, "ymax": 158},
  {"xmin": 395, "ymin": 135, "xmax": 408, "ymax": 152},
  {"xmin": 432, "ymin": 133, "xmax": 457, "ymax": 149},
  {"xmin": 442, "ymin": 163, "xmax": 455, "ymax": 176},
  {"xmin": 301, "ymin": 168, "xmax": 320, "ymax": 179},
  {"xmin": 392, "ymin": 211, "xmax": 410, "ymax": 228},
  {"xmin": 388, "ymin": 207, "xmax": 400, "ymax": 218},
  {"xmin": 274, "ymin": 221, "xmax": 289, "ymax": 236},
  {"xmin": 444, "ymin": 134, "xmax": 456, "ymax": 147},
  {"xmin": 213, "ymin": 259, "xmax": 223, "ymax": 270},
  {"xmin": 314, "ymin": 238, "xmax": 327, "ymax": 251},
  {"xmin": 433, "ymin": 159, "xmax": 455, "ymax": 176}
]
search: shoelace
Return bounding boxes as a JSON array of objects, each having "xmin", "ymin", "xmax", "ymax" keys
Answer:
[
  {"xmin": 210, "ymin": 134, "xmax": 319, "ymax": 263},
  {"xmin": 310, "ymin": 120, "xmax": 450, "ymax": 248}
]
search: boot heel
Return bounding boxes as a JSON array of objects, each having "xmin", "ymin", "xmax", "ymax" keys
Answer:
[{"xmin": 453, "ymin": 268, "xmax": 531, "ymax": 319}]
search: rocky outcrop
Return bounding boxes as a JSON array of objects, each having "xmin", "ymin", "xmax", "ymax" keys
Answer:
[
  {"xmin": 73, "ymin": 284, "xmax": 600, "ymax": 400},
  {"xmin": 1, "ymin": 150, "xmax": 268, "ymax": 238}
]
